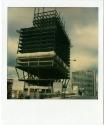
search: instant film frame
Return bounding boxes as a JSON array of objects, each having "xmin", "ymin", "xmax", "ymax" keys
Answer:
[{"xmin": 0, "ymin": 0, "xmax": 103, "ymax": 125}]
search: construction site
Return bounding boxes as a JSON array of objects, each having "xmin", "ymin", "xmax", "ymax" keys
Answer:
[{"xmin": 15, "ymin": 8, "xmax": 71, "ymax": 99}]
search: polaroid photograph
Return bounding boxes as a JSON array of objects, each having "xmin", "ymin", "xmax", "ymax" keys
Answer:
[{"xmin": 0, "ymin": 0, "xmax": 103, "ymax": 125}]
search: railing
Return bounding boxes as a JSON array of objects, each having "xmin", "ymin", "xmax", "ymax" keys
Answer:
[{"xmin": 17, "ymin": 60, "xmax": 54, "ymax": 67}]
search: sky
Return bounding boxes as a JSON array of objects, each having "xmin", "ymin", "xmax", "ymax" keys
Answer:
[{"xmin": 7, "ymin": 7, "xmax": 98, "ymax": 80}]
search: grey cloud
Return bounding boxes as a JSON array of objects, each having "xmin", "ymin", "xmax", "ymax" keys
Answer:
[
  {"xmin": 8, "ymin": 22, "xmax": 19, "ymax": 38},
  {"xmin": 7, "ymin": 37, "xmax": 18, "ymax": 67},
  {"xmin": 58, "ymin": 7, "xmax": 98, "ymax": 32},
  {"xmin": 8, "ymin": 7, "xmax": 34, "ymax": 38},
  {"xmin": 7, "ymin": 53, "xmax": 16, "ymax": 67},
  {"xmin": 72, "ymin": 46, "xmax": 98, "ymax": 58}
]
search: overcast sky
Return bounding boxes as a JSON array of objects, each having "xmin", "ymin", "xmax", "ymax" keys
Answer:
[{"xmin": 7, "ymin": 7, "xmax": 98, "ymax": 79}]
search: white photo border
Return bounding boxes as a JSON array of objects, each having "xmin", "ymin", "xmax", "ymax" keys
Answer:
[{"xmin": 0, "ymin": 0, "xmax": 103, "ymax": 125}]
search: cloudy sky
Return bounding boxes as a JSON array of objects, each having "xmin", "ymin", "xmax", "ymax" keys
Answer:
[{"xmin": 7, "ymin": 7, "xmax": 98, "ymax": 79}]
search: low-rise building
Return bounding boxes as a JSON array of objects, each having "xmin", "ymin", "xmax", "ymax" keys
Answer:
[
  {"xmin": 7, "ymin": 79, "xmax": 13, "ymax": 99},
  {"xmin": 23, "ymin": 82, "xmax": 52, "ymax": 99},
  {"xmin": 53, "ymin": 79, "xmax": 72, "ymax": 94},
  {"xmin": 12, "ymin": 81, "xmax": 24, "ymax": 99},
  {"xmin": 53, "ymin": 80, "xmax": 62, "ymax": 94}
]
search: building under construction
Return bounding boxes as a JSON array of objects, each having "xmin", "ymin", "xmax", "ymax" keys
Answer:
[{"xmin": 15, "ymin": 8, "xmax": 71, "ymax": 98}]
